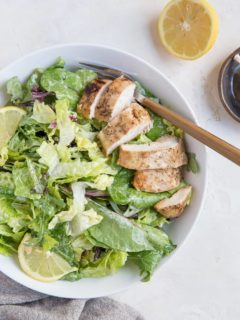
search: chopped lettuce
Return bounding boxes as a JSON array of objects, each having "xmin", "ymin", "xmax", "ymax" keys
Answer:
[
  {"xmin": 0, "ymin": 146, "xmax": 8, "ymax": 167},
  {"xmin": 12, "ymin": 161, "xmax": 43, "ymax": 200},
  {"xmin": 79, "ymin": 250, "xmax": 127, "ymax": 278},
  {"xmin": 130, "ymin": 251, "xmax": 163, "ymax": 281},
  {"xmin": 6, "ymin": 76, "xmax": 24, "ymax": 102},
  {"xmin": 49, "ymin": 182, "xmax": 102, "ymax": 236},
  {"xmin": 49, "ymin": 182, "xmax": 87, "ymax": 229},
  {"xmin": 37, "ymin": 142, "xmax": 59, "ymax": 174},
  {"xmin": 187, "ymin": 152, "xmax": 200, "ymax": 173},
  {"xmin": 55, "ymin": 99, "xmax": 76, "ymax": 146},
  {"xmin": 32, "ymin": 100, "xmax": 56, "ymax": 124},
  {"xmin": 108, "ymin": 168, "xmax": 170, "ymax": 209},
  {"xmin": 87, "ymin": 200, "xmax": 174, "ymax": 253},
  {"xmin": 40, "ymin": 60, "xmax": 97, "ymax": 109},
  {"xmin": 86, "ymin": 174, "xmax": 114, "ymax": 191}
]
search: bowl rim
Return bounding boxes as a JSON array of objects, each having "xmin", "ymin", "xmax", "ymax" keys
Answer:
[
  {"xmin": 0, "ymin": 43, "xmax": 208, "ymax": 298},
  {"xmin": 218, "ymin": 47, "xmax": 240, "ymax": 122}
]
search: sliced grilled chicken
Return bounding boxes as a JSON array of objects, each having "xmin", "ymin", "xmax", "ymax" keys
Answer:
[
  {"xmin": 154, "ymin": 186, "xmax": 192, "ymax": 218},
  {"xmin": 99, "ymin": 102, "xmax": 152, "ymax": 155},
  {"xmin": 133, "ymin": 168, "xmax": 182, "ymax": 193},
  {"xmin": 77, "ymin": 79, "xmax": 111, "ymax": 119},
  {"xmin": 117, "ymin": 135, "xmax": 187, "ymax": 170},
  {"xmin": 95, "ymin": 76, "xmax": 136, "ymax": 121}
]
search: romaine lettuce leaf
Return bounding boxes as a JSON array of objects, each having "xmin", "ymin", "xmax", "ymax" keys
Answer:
[
  {"xmin": 37, "ymin": 142, "xmax": 59, "ymax": 174},
  {"xmin": 86, "ymin": 174, "xmax": 114, "ymax": 191},
  {"xmin": 32, "ymin": 100, "xmax": 56, "ymax": 124},
  {"xmin": 49, "ymin": 182, "xmax": 102, "ymax": 235},
  {"xmin": 55, "ymin": 99, "xmax": 76, "ymax": 146},
  {"xmin": 0, "ymin": 224, "xmax": 24, "ymax": 243},
  {"xmin": 40, "ymin": 61, "xmax": 97, "ymax": 109},
  {"xmin": 137, "ymin": 208, "xmax": 167, "ymax": 228},
  {"xmin": 0, "ymin": 146, "xmax": 8, "ymax": 166},
  {"xmin": 12, "ymin": 161, "xmax": 44, "ymax": 200},
  {"xmin": 6, "ymin": 76, "xmax": 23, "ymax": 102},
  {"xmin": 79, "ymin": 250, "xmax": 127, "ymax": 278},
  {"xmin": 48, "ymin": 182, "xmax": 87, "ymax": 229},
  {"xmin": 50, "ymin": 158, "xmax": 117, "ymax": 181},
  {"xmin": 0, "ymin": 237, "xmax": 18, "ymax": 256},
  {"xmin": 0, "ymin": 172, "xmax": 14, "ymax": 195},
  {"xmin": 130, "ymin": 250, "xmax": 163, "ymax": 281},
  {"xmin": 87, "ymin": 200, "xmax": 173, "ymax": 252},
  {"xmin": 187, "ymin": 152, "xmax": 200, "ymax": 173},
  {"xmin": 69, "ymin": 208, "xmax": 103, "ymax": 237},
  {"xmin": 108, "ymin": 168, "xmax": 170, "ymax": 209}
]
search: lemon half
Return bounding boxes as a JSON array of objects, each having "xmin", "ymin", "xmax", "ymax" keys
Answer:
[
  {"xmin": 0, "ymin": 106, "xmax": 26, "ymax": 149},
  {"xmin": 158, "ymin": 0, "xmax": 219, "ymax": 60},
  {"xmin": 18, "ymin": 234, "xmax": 77, "ymax": 283}
]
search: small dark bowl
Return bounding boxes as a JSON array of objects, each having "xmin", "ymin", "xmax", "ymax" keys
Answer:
[{"xmin": 218, "ymin": 47, "xmax": 240, "ymax": 122}]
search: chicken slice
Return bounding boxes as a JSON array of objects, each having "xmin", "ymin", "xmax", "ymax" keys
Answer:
[
  {"xmin": 77, "ymin": 79, "xmax": 112, "ymax": 119},
  {"xmin": 99, "ymin": 102, "xmax": 152, "ymax": 155},
  {"xmin": 133, "ymin": 168, "xmax": 182, "ymax": 193},
  {"xmin": 154, "ymin": 186, "xmax": 192, "ymax": 218},
  {"xmin": 117, "ymin": 135, "xmax": 187, "ymax": 170},
  {"xmin": 95, "ymin": 76, "xmax": 136, "ymax": 121}
]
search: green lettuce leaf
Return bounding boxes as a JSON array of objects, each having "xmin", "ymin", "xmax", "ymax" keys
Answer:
[
  {"xmin": 130, "ymin": 250, "xmax": 163, "ymax": 281},
  {"xmin": 48, "ymin": 182, "xmax": 87, "ymax": 229},
  {"xmin": 87, "ymin": 200, "xmax": 173, "ymax": 253},
  {"xmin": 50, "ymin": 223, "xmax": 76, "ymax": 265},
  {"xmin": 0, "ymin": 224, "xmax": 24, "ymax": 243},
  {"xmin": 0, "ymin": 146, "xmax": 8, "ymax": 166},
  {"xmin": 55, "ymin": 99, "xmax": 76, "ymax": 146},
  {"xmin": 32, "ymin": 100, "xmax": 56, "ymax": 124},
  {"xmin": 108, "ymin": 169, "xmax": 171, "ymax": 209},
  {"xmin": 50, "ymin": 158, "xmax": 116, "ymax": 182},
  {"xmin": 137, "ymin": 208, "xmax": 168, "ymax": 228},
  {"xmin": 86, "ymin": 174, "xmax": 114, "ymax": 191},
  {"xmin": 79, "ymin": 250, "xmax": 127, "ymax": 278},
  {"xmin": 12, "ymin": 161, "xmax": 44, "ymax": 200},
  {"xmin": 37, "ymin": 142, "xmax": 59, "ymax": 173},
  {"xmin": 29, "ymin": 194, "xmax": 65, "ymax": 240},
  {"xmin": 0, "ymin": 172, "xmax": 14, "ymax": 195},
  {"xmin": 0, "ymin": 237, "xmax": 18, "ymax": 256},
  {"xmin": 40, "ymin": 60, "xmax": 97, "ymax": 109},
  {"xmin": 49, "ymin": 182, "xmax": 102, "ymax": 235},
  {"xmin": 146, "ymin": 110, "xmax": 168, "ymax": 141},
  {"xmin": 187, "ymin": 152, "xmax": 200, "ymax": 174},
  {"xmin": 6, "ymin": 76, "xmax": 23, "ymax": 102}
]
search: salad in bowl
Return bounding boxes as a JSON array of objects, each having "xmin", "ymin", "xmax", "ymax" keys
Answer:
[{"xmin": 0, "ymin": 57, "xmax": 197, "ymax": 283}]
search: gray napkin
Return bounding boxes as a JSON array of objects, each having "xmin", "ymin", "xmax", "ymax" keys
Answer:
[{"xmin": 0, "ymin": 272, "xmax": 144, "ymax": 320}]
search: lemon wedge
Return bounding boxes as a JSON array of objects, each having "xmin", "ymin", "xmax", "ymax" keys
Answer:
[
  {"xmin": 158, "ymin": 0, "xmax": 219, "ymax": 60},
  {"xmin": 0, "ymin": 106, "xmax": 26, "ymax": 149},
  {"xmin": 18, "ymin": 233, "xmax": 77, "ymax": 283}
]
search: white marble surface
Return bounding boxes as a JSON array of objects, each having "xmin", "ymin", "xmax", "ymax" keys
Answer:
[{"xmin": 0, "ymin": 0, "xmax": 239, "ymax": 319}]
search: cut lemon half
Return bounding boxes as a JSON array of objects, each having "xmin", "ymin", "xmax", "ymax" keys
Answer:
[
  {"xmin": 18, "ymin": 233, "xmax": 77, "ymax": 283},
  {"xmin": 158, "ymin": 0, "xmax": 219, "ymax": 60},
  {"xmin": 0, "ymin": 106, "xmax": 26, "ymax": 149}
]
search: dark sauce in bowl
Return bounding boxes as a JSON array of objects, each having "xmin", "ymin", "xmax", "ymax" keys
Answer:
[{"xmin": 219, "ymin": 48, "xmax": 240, "ymax": 122}]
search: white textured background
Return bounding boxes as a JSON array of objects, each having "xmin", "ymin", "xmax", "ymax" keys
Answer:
[{"xmin": 0, "ymin": 1, "xmax": 240, "ymax": 319}]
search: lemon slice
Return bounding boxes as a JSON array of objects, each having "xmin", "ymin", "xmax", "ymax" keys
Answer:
[
  {"xmin": 158, "ymin": 0, "xmax": 219, "ymax": 60},
  {"xmin": 18, "ymin": 233, "xmax": 77, "ymax": 282},
  {"xmin": 0, "ymin": 106, "xmax": 26, "ymax": 149}
]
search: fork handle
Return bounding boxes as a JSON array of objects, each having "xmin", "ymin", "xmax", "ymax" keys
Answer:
[{"xmin": 138, "ymin": 96, "xmax": 240, "ymax": 166}]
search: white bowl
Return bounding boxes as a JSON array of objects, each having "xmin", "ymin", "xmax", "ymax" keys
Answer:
[{"xmin": 0, "ymin": 44, "xmax": 207, "ymax": 298}]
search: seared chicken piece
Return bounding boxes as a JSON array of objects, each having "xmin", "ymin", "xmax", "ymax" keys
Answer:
[
  {"xmin": 77, "ymin": 79, "xmax": 111, "ymax": 119},
  {"xmin": 154, "ymin": 186, "xmax": 192, "ymax": 218},
  {"xmin": 133, "ymin": 168, "xmax": 182, "ymax": 193},
  {"xmin": 95, "ymin": 76, "xmax": 136, "ymax": 121},
  {"xmin": 99, "ymin": 103, "xmax": 152, "ymax": 155},
  {"xmin": 117, "ymin": 135, "xmax": 187, "ymax": 170}
]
